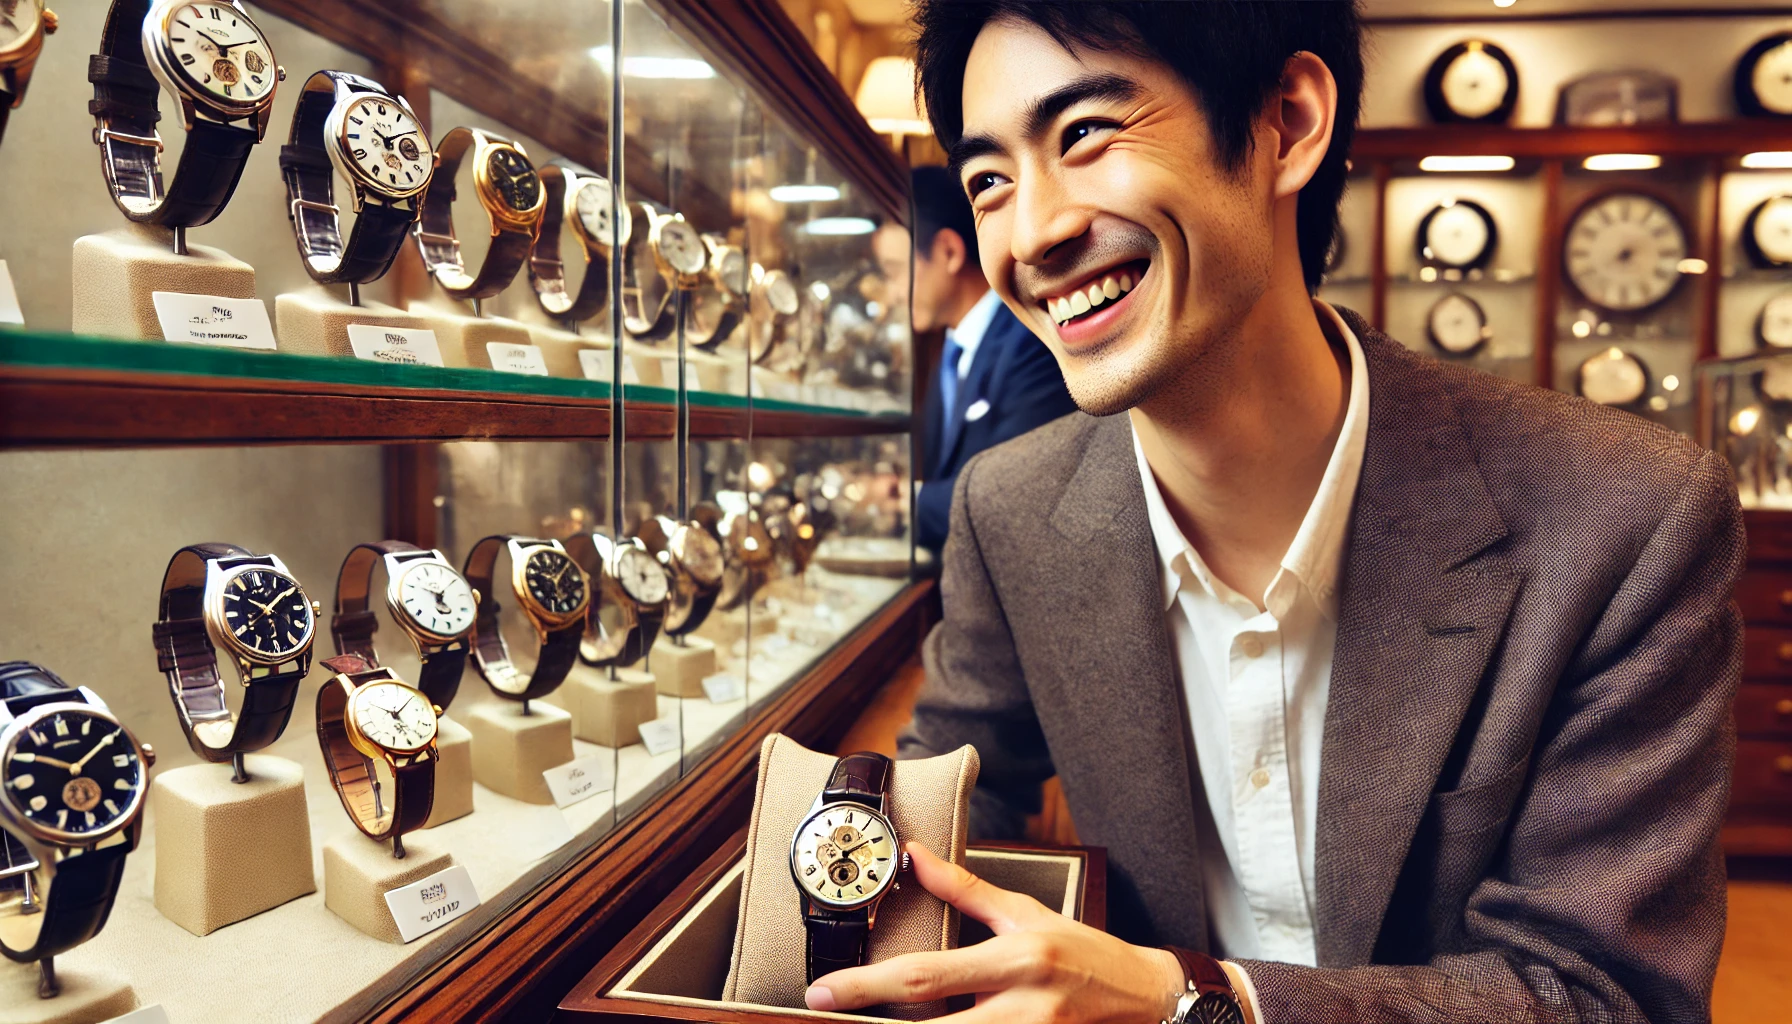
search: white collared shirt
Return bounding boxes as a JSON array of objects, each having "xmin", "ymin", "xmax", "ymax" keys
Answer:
[
  {"xmin": 1129, "ymin": 300, "xmax": 1369, "ymax": 967},
  {"xmin": 945, "ymin": 287, "xmax": 1004, "ymax": 381}
]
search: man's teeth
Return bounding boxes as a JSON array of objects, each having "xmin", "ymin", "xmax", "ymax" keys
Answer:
[{"xmin": 1048, "ymin": 272, "xmax": 1135, "ymax": 325}]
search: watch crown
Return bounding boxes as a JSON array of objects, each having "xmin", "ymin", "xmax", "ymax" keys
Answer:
[
  {"xmin": 141, "ymin": 743, "xmax": 156, "ymax": 767},
  {"xmin": 43, "ymin": 10, "xmax": 58, "ymax": 32},
  {"xmin": 278, "ymin": 66, "xmax": 287, "ymax": 82},
  {"xmin": 312, "ymin": 600, "xmax": 323, "ymax": 615},
  {"xmin": 432, "ymin": 705, "xmax": 443, "ymax": 716}
]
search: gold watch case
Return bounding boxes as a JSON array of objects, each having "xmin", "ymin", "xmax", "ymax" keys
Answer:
[
  {"xmin": 508, "ymin": 539, "xmax": 590, "ymax": 633},
  {"xmin": 668, "ymin": 519, "xmax": 726, "ymax": 590},
  {"xmin": 203, "ymin": 558, "xmax": 318, "ymax": 669},
  {"xmin": 335, "ymin": 670, "xmax": 439, "ymax": 762},
  {"xmin": 471, "ymin": 130, "xmax": 547, "ymax": 235},
  {"xmin": 0, "ymin": 1, "xmax": 55, "ymax": 98},
  {"xmin": 648, "ymin": 207, "xmax": 708, "ymax": 288}
]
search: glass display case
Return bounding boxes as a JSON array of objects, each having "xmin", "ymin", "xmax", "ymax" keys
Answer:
[{"xmin": 0, "ymin": 1, "xmax": 920, "ymax": 1021}]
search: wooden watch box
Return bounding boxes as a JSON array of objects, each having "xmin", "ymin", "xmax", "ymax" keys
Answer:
[{"xmin": 557, "ymin": 832, "xmax": 1106, "ymax": 1023}]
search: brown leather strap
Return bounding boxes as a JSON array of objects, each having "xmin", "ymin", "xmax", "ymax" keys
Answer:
[
  {"xmin": 824, "ymin": 751, "xmax": 892, "ymax": 813},
  {"xmin": 414, "ymin": 126, "xmax": 536, "ymax": 300},
  {"xmin": 333, "ymin": 541, "xmax": 470, "ymax": 711},
  {"xmin": 461, "ymin": 535, "xmax": 579, "ymax": 701},
  {"xmin": 315, "ymin": 655, "xmax": 434, "ymax": 844},
  {"xmin": 529, "ymin": 162, "xmax": 611, "ymax": 322},
  {"xmin": 564, "ymin": 532, "xmax": 633, "ymax": 666},
  {"xmin": 621, "ymin": 201, "xmax": 675, "ymax": 339},
  {"xmin": 1162, "ymin": 946, "xmax": 1243, "ymax": 1024}
]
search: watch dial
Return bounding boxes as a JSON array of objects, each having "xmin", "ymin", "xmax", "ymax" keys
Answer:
[
  {"xmin": 765, "ymin": 271, "xmax": 800, "ymax": 316},
  {"xmin": 486, "ymin": 147, "xmax": 542, "ymax": 213},
  {"xmin": 1752, "ymin": 39, "xmax": 1792, "ymax": 115},
  {"xmin": 718, "ymin": 247, "xmax": 749, "ymax": 297},
  {"xmin": 660, "ymin": 220, "xmax": 708, "ymax": 276},
  {"xmin": 1750, "ymin": 195, "xmax": 1792, "ymax": 266},
  {"xmin": 524, "ymin": 549, "xmax": 586, "ymax": 616},
  {"xmin": 1440, "ymin": 44, "xmax": 1509, "ymax": 120},
  {"xmin": 616, "ymin": 546, "xmax": 670, "ymax": 605},
  {"xmin": 1578, "ymin": 347, "xmax": 1649, "ymax": 406},
  {"xmin": 341, "ymin": 95, "xmax": 430, "ymax": 195},
  {"xmin": 397, "ymin": 562, "xmax": 477, "ymax": 637},
  {"xmin": 220, "ymin": 568, "xmax": 313, "ymax": 660},
  {"xmin": 1761, "ymin": 290, "xmax": 1792, "ymax": 348},
  {"xmin": 1190, "ymin": 992, "xmax": 1247, "ymax": 1024},
  {"xmin": 574, "ymin": 178, "xmax": 630, "ymax": 244},
  {"xmin": 1427, "ymin": 293, "xmax": 1489, "ymax": 354},
  {"xmin": 164, "ymin": 3, "xmax": 278, "ymax": 104},
  {"xmin": 1419, "ymin": 201, "xmax": 1494, "ymax": 269},
  {"xmin": 352, "ymin": 681, "xmax": 438, "ymax": 751},
  {"xmin": 1565, "ymin": 193, "xmax": 1686, "ymax": 312},
  {"xmin": 671, "ymin": 524, "xmax": 725, "ymax": 586},
  {"xmin": 0, "ymin": 0, "xmax": 40, "ymax": 52},
  {"xmin": 792, "ymin": 803, "xmax": 897, "ymax": 908},
  {"xmin": 4, "ymin": 710, "xmax": 146, "ymax": 839}
]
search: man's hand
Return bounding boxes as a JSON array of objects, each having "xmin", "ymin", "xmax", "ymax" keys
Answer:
[{"xmin": 805, "ymin": 842, "xmax": 1185, "ymax": 1024}]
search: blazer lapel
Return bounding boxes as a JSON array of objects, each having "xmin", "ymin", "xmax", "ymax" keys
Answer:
[{"xmin": 1314, "ymin": 319, "xmax": 1520, "ymax": 967}]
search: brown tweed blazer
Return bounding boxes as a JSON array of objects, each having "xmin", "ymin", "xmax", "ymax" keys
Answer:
[{"xmin": 899, "ymin": 309, "xmax": 1744, "ymax": 1023}]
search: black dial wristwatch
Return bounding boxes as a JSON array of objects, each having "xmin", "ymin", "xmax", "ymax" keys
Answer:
[
  {"xmin": 529, "ymin": 161, "xmax": 630, "ymax": 323},
  {"xmin": 1161, "ymin": 947, "xmax": 1246, "ymax": 1024},
  {"xmin": 280, "ymin": 70, "xmax": 432, "ymax": 285},
  {"xmin": 0, "ymin": 662, "xmax": 153, "ymax": 979},
  {"xmin": 414, "ymin": 126, "xmax": 546, "ymax": 301},
  {"xmin": 791, "ymin": 751, "xmax": 905, "ymax": 982},
  {"xmin": 332, "ymin": 541, "xmax": 478, "ymax": 713},
  {"xmin": 461, "ymin": 535, "xmax": 588, "ymax": 702},
  {"xmin": 90, "ymin": 0, "xmax": 285, "ymax": 228},
  {"xmin": 153, "ymin": 543, "xmax": 317, "ymax": 763}
]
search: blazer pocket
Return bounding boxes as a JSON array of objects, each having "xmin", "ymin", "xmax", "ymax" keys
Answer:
[{"xmin": 1428, "ymin": 757, "xmax": 1531, "ymax": 837}]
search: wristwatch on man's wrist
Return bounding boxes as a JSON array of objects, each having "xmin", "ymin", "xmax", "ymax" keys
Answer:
[
  {"xmin": 414, "ymin": 126, "xmax": 545, "ymax": 301},
  {"xmin": 461, "ymin": 535, "xmax": 588, "ymax": 702},
  {"xmin": 792, "ymin": 751, "xmax": 905, "ymax": 982},
  {"xmin": 0, "ymin": 0, "xmax": 57, "ymax": 147},
  {"xmin": 529, "ymin": 161, "xmax": 630, "ymax": 323},
  {"xmin": 91, "ymin": 0, "xmax": 284, "ymax": 228},
  {"xmin": 315, "ymin": 653, "xmax": 437, "ymax": 857},
  {"xmin": 621, "ymin": 201, "xmax": 707, "ymax": 341},
  {"xmin": 280, "ymin": 70, "xmax": 431, "ymax": 285},
  {"xmin": 1161, "ymin": 946, "xmax": 1247, "ymax": 1024},
  {"xmin": 332, "ymin": 541, "xmax": 477, "ymax": 713}
]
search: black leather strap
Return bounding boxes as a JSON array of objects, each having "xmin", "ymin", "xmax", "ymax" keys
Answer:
[
  {"xmin": 0, "ymin": 661, "xmax": 79, "ymax": 715},
  {"xmin": 414, "ymin": 126, "xmax": 537, "ymax": 300},
  {"xmin": 0, "ymin": 840, "xmax": 131, "ymax": 964},
  {"xmin": 804, "ymin": 907, "xmax": 871, "ymax": 983},
  {"xmin": 0, "ymin": 103, "xmax": 11, "ymax": 147},
  {"xmin": 461, "ymin": 536, "xmax": 581, "ymax": 701},
  {"xmin": 824, "ymin": 751, "xmax": 892, "ymax": 812},
  {"xmin": 333, "ymin": 541, "xmax": 470, "ymax": 712},
  {"xmin": 280, "ymin": 71, "xmax": 420, "ymax": 285},
  {"xmin": 621, "ymin": 201, "xmax": 676, "ymax": 339},
  {"xmin": 529, "ymin": 162, "xmax": 612, "ymax": 322},
  {"xmin": 663, "ymin": 580, "xmax": 718, "ymax": 638}
]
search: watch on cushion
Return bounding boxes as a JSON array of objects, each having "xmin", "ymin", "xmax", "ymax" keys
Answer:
[
  {"xmin": 332, "ymin": 540, "xmax": 477, "ymax": 713},
  {"xmin": 413, "ymin": 125, "xmax": 545, "ymax": 301},
  {"xmin": 791, "ymin": 751, "xmax": 904, "ymax": 983},
  {"xmin": 315, "ymin": 653, "xmax": 437, "ymax": 857},
  {"xmin": 461, "ymin": 535, "xmax": 588, "ymax": 702},
  {"xmin": 91, "ymin": 0, "xmax": 283, "ymax": 228}
]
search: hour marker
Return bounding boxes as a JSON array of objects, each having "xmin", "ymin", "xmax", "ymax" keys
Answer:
[
  {"xmin": 854, "ymin": 885, "xmax": 863, "ymax": 893},
  {"xmin": 13, "ymin": 753, "xmax": 34, "ymax": 763},
  {"xmin": 9, "ymin": 774, "xmax": 34, "ymax": 790},
  {"xmin": 56, "ymin": 809, "xmax": 66, "ymax": 827},
  {"xmin": 349, "ymin": 116, "xmax": 363, "ymax": 125},
  {"xmin": 836, "ymin": 889, "xmax": 843, "ymax": 898},
  {"xmin": 29, "ymin": 796, "xmax": 47, "ymax": 811},
  {"xmin": 223, "ymin": 85, "xmax": 233, "ymax": 96},
  {"xmin": 53, "ymin": 719, "xmax": 68, "ymax": 737},
  {"xmin": 204, "ymin": 74, "xmax": 212, "ymax": 83},
  {"xmin": 179, "ymin": 52, "xmax": 195, "ymax": 64},
  {"xmin": 115, "ymin": 778, "xmax": 134, "ymax": 790},
  {"xmin": 104, "ymin": 799, "xmax": 120, "ymax": 816},
  {"xmin": 82, "ymin": 719, "xmax": 92, "ymax": 736},
  {"xmin": 208, "ymin": 7, "xmax": 220, "ymax": 18},
  {"xmin": 84, "ymin": 812, "xmax": 96, "ymax": 827},
  {"xmin": 867, "ymin": 870, "xmax": 879, "ymax": 881},
  {"xmin": 235, "ymin": 625, "xmax": 247, "ymax": 636},
  {"xmin": 113, "ymin": 754, "xmax": 130, "ymax": 768}
]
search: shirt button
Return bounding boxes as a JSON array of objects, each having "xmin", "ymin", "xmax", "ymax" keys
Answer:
[
  {"xmin": 1250, "ymin": 768, "xmax": 1271, "ymax": 789},
  {"xmin": 1239, "ymin": 635, "xmax": 1264, "ymax": 658}
]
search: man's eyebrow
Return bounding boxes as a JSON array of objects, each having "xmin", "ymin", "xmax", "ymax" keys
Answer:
[
  {"xmin": 947, "ymin": 134, "xmax": 1004, "ymax": 181},
  {"xmin": 947, "ymin": 73, "xmax": 1144, "ymax": 182}
]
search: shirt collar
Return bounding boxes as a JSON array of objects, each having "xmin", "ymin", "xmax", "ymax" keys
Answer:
[
  {"xmin": 945, "ymin": 287, "xmax": 1005, "ymax": 376},
  {"xmin": 1129, "ymin": 299, "xmax": 1370, "ymax": 621}
]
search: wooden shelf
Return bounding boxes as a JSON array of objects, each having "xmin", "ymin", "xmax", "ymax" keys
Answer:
[{"xmin": 1354, "ymin": 120, "xmax": 1792, "ymax": 161}]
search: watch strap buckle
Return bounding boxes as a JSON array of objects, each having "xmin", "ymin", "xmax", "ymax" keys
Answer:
[{"xmin": 289, "ymin": 196, "xmax": 340, "ymax": 220}]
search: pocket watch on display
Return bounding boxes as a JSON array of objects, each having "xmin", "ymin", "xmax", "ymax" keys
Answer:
[
  {"xmin": 1416, "ymin": 199, "xmax": 1497, "ymax": 271},
  {"xmin": 315, "ymin": 653, "xmax": 437, "ymax": 858},
  {"xmin": 622, "ymin": 202, "xmax": 708, "ymax": 341},
  {"xmin": 1736, "ymin": 32, "xmax": 1792, "ymax": 118},
  {"xmin": 1555, "ymin": 69, "xmax": 1678, "ymax": 127},
  {"xmin": 1423, "ymin": 40, "xmax": 1518, "ymax": 124},
  {"xmin": 0, "ymin": 0, "xmax": 55, "ymax": 146},
  {"xmin": 331, "ymin": 541, "xmax": 477, "ymax": 714},
  {"xmin": 461, "ymin": 535, "xmax": 588, "ymax": 704},
  {"xmin": 687, "ymin": 233, "xmax": 751, "ymax": 350},
  {"xmin": 1743, "ymin": 194, "xmax": 1792, "ymax": 268},
  {"xmin": 790, "ymin": 751, "xmax": 905, "ymax": 982},
  {"xmin": 1577, "ymin": 346, "xmax": 1650, "ymax": 407},
  {"xmin": 0, "ymin": 662, "xmax": 152, "ymax": 986},
  {"xmin": 1759, "ymin": 289, "xmax": 1792, "ymax": 349},
  {"xmin": 413, "ymin": 126, "xmax": 545, "ymax": 301},
  {"xmin": 1563, "ymin": 192, "xmax": 1688, "ymax": 313},
  {"xmin": 280, "ymin": 71, "xmax": 432, "ymax": 286},
  {"xmin": 529, "ymin": 162, "xmax": 630, "ymax": 323},
  {"xmin": 1425, "ymin": 292, "xmax": 1491, "ymax": 356},
  {"xmin": 750, "ymin": 267, "xmax": 802, "ymax": 365},
  {"xmin": 91, "ymin": 0, "xmax": 284, "ymax": 228}
]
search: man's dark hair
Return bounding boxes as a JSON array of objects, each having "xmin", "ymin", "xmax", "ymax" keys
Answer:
[
  {"xmin": 911, "ymin": 164, "xmax": 981, "ymax": 268},
  {"xmin": 913, "ymin": 1, "xmax": 1363, "ymax": 292}
]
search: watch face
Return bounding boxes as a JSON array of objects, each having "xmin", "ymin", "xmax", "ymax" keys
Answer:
[
  {"xmin": 671, "ymin": 523, "xmax": 725, "ymax": 587},
  {"xmin": 351, "ymin": 680, "xmax": 437, "ymax": 752},
  {"xmin": 615, "ymin": 546, "xmax": 670, "ymax": 605},
  {"xmin": 717, "ymin": 247, "xmax": 749, "ymax": 297},
  {"xmin": 1578, "ymin": 347, "xmax": 1649, "ymax": 406},
  {"xmin": 396, "ymin": 561, "xmax": 477, "ymax": 638},
  {"xmin": 1418, "ymin": 200, "xmax": 1495, "ymax": 269},
  {"xmin": 1748, "ymin": 37, "xmax": 1792, "ymax": 115},
  {"xmin": 219, "ymin": 567, "xmax": 314, "ymax": 661},
  {"xmin": 764, "ymin": 271, "xmax": 800, "ymax": 316},
  {"xmin": 573, "ymin": 177, "xmax": 631, "ymax": 245},
  {"xmin": 161, "ymin": 3, "xmax": 279, "ymax": 105},
  {"xmin": 1748, "ymin": 195, "xmax": 1792, "ymax": 266},
  {"xmin": 1564, "ymin": 193, "xmax": 1687, "ymax": 312},
  {"xmin": 3, "ymin": 709, "xmax": 147, "ymax": 842},
  {"xmin": 790, "ymin": 801, "xmax": 897, "ymax": 909},
  {"xmin": 523, "ymin": 548, "xmax": 586, "ymax": 616},
  {"xmin": 340, "ymin": 95, "xmax": 430, "ymax": 196},
  {"xmin": 658, "ymin": 219, "xmax": 708, "ymax": 277},
  {"xmin": 485, "ymin": 147, "xmax": 543, "ymax": 214},
  {"xmin": 1426, "ymin": 292, "xmax": 1490, "ymax": 355},
  {"xmin": 1433, "ymin": 42, "xmax": 1512, "ymax": 121},
  {"xmin": 1761, "ymin": 290, "xmax": 1792, "ymax": 348},
  {"xmin": 0, "ymin": 0, "xmax": 40, "ymax": 53},
  {"xmin": 1190, "ymin": 992, "xmax": 1247, "ymax": 1024}
]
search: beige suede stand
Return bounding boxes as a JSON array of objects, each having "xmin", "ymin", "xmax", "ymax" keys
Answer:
[
  {"xmin": 70, "ymin": 225, "xmax": 256, "ymax": 340},
  {"xmin": 685, "ymin": 348, "xmax": 744, "ymax": 395},
  {"xmin": 699, "ymin": 607, "xmax": 779, "ymax": 647},
  {"xmin": 322, "ymin": 833, "xmax": 454, "ymax": 944},
  {"xmin": 274, "ymin": 286, "xmax": 433, "ymax": 359},
  {"xmin": 422, "ymin": 715, "xmax": 475, "ymax": 829},
  {"xmin": 548, "ymin": 664, "xmax": 658, "ymax": 747},
  {"xmin": 406, "ymin": 301, "xmax": 533, "ymax": 368},
  {"xmin": 651, "ymin": 636, "xmax": 717, "ymax": 698},
  {"xmin": 0, "ymin": 962, "xmax": 136, "ymax": 1024},
  {"xmin": 517, "ymin": 319, "xmax": 605, "ymax": 379},
  {"xmin": 622, "ymin": 341, "xmax": 677, "ymax": 387},
  {"xmin": 463, "ymin": 700, "xmax": 574, "ymax": 804},
  {"xmin": 721, "ymin": 734, "xmax": 978, "ymax": 1020}
]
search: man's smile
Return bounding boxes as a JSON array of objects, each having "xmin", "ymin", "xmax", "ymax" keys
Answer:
[{"xmin": 1040, "ymin": 258, "xmax": 1150, "ymax": 326}]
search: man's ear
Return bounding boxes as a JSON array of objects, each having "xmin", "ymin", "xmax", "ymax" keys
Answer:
[
  {"xmin": 933, "ymin": 228, "xmax": 970, "ymax": 277},
  {"xmin": 1266, "ymin": 51, "xmax": 1337, "ymax": 201}
]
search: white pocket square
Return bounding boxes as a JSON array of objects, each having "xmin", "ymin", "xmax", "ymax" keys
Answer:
[{"xmin": 964, "ymin": 398, "xmax": 991, "ymax": 422}]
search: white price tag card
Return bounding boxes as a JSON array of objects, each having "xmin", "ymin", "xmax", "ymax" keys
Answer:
[
  {"xmin": 0, "ymin": 260, "xmax": 23, "ymax": 325},
  {"xmin": 347, "ymin": 324, "xmax": 445, "ymax": 366},
  {"xmin": 542, "ymin": 753, "xmax": 615, "ymax": 808},
  {"xmin": 702, "ymin": 674, "xmax": 745, "ymax": 704},
  {"xmin": 637, "ymin": 716, "xmax": 681, "ymax": 757},
  {"xmin": 578, "ymin": 348, "xmax": 613, "ymax": 382},
  {"xmin": 151, "ymin": 292, "xmax": 277, "ymax": 349},
  {"xmin": 103, "ymin": 1006, "xmax": 172, "ymax": 1024},
  {"xmin": 485, "ymin": 341, "xmax": 550, "ymax": 376},
  {"xmin": 383, "ymin": 863, "xmax": 482, "ymax": 944}
]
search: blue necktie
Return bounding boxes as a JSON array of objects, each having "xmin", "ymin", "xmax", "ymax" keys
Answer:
[{"xmin": 939, "ymin": 336, "xmax": 963, "ymax": 432}]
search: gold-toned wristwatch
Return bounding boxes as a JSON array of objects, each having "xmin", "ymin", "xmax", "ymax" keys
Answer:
[
  {"xmin": 622, "ymin": 201, "xmax": 708, "ymax": 341},
  {"xmin": 750, "ymin": 268, "xmax": 802, "ymax": 365},
  {"xmin": 565, "ymin": 532, "xmax": 671, "ymax": 668},
  {"xmin": 460, "ymin": 535, "xmax": 588, "ymax": 704},
  {"xmin": 0, "ymin": 0, "xmax": 55, "ymax": 146},
  {"xmin": 414, "ymin": 126, "xmax": 545, "ymax": 301},
  {"xmin": 315, "ymin": 653, "xmax": 437, "ymax": 858},
  {"xmin": 529, "ymin": 161, "xmax": 630, "ymax": 323},
  {"xmin": 717, "ymin": 510, "xmax": 775, "ymax": 611},
  {"xmin": 688, "ymin": 233, "xmax": 750, "ymax": 350},
  {"xmin": 656, "ymin": 516, "xmax": 726, "ymax": 637}
]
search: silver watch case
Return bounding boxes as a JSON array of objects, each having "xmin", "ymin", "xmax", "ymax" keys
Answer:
[
  {"xmin": 141, "ymin": 0, "xmax": 284, "ymax": 139},
  {"xmin": 788, "ymin": 792, "xmax": 901, "ymax": 913}
]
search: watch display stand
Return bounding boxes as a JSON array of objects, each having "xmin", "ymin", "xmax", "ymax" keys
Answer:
[
  {"xmin": 322, "ymin": 833, "xmax": 455, "ymax": 944},
  {"xmin": 549, "ymin": 663, "xmax": 657, "ymax": 747},
  {"xmin": 650, "ymin": 636, "xmax": 716, "ymax": 699},
  {"xmin": 70, "ymin": 224, "xmax": 256, "ymax": 341},
  {"xmin": 423, "ymin": 715, "xmax": 475, "ymax": 829},
  {"xmin": 406, "ymin": 301, "xmax": 533, "ymax": 369},
  {"xmin": 698, "ymin": 607, "xmax": 779, "ymax": 647},
  {"xmin": 274, "ymin": 285, "xmax": 434, "ymax": 359},
  {"xmin": 720, "ymin": 733, "xmax": 977, "ymax": 1019},
  {"xmin": 0, "ymin": 962, "xmax": 137, "ymax": 1024},
  {"xmin": 513, "ymin": 307, "xmax": 612, "ymax": 379},
  {"xmin": 463, "ymin": 700, "xmax": 574, "ymax": 804},
  {"xmin": 750, "ymin": 366, "xmax": 803, "ymax": 404},
  {"xmin": 622, "ymin": 341, "xmax": 676, "ymax": 387},
  {"xmin": 151, "ymin": 755, "xmax": 317, "ymax": 937}
]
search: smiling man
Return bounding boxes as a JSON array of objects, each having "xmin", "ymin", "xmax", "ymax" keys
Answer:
[{"xmin": 803, "ymin": 4, "xmax": 1744, "ymax": 1024}]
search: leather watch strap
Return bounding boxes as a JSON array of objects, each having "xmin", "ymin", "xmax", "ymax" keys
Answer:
[
  {"xmin": 1162, "ymin": 946, "xmax": 1245, "ymax": 1024},
  {"xmin": 414, "ymin": 126, "xmax": 536, "ymax": 300},
  {"xmin": 333, "ymin": 541, "xmax": 469, "ymax": 711},
  {"xmin": 0, "ymin": 103, "xmax": 11, "ymax": 147},
  {"xmin": 315, "ymin": 654, "xmax": 434, "ymax": 845},
  {"xmin": 0, "ymin": 661, "xmax": 79, "ymax": 715},
  {"xmin": 663, "ymin": 579, "xmax": 718, "ymax": 637},
  {"xmin": 0, "ymin": 841, "xmax": 131, "ymax": 965},
  {"xmin": 461, "ymin": 535, "xmax": 579, "ymax": 701},
  {"xmin": 824, "ymin": 751, "xmax": 893, "ymax": 812},
  {"xmin": 529, "ymin": 163, "xmax": 611, "ymax": 322},
  {"xmin": 563, "ymin": 531, "xmax": 634, "ymax": 667},
  {"xmin": 621, "ymin": 202, "xmax": 676, "ymax": 339},
  {"xmin": 804, "ymin": 906, "xmax": 871, "ymax": 983}
]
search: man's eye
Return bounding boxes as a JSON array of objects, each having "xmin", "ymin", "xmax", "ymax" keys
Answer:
[
  {"xmin": 1061, "ymin": 119, "xmax": 1115, "ymax": 154},
  {"xmin": 965, "ymin": 171, "xmax": 1005, "ymax": 199}
]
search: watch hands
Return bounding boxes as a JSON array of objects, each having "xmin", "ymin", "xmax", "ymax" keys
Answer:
[
  {"xmin": 25, "ymin": 756, "xmax": 73, "ymax": 772},
  {"xmin": 67, "ymin": 730, "xmax": 120, "ymax": 777}
]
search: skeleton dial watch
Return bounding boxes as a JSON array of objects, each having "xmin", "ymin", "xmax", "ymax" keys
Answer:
[
  {"xmin": 91, "ymin": 0, "xmax": 283, "ymax": 228},
  {"xmin": 622, "ymin": 201, "xmax": 708, "ymax": 341},
  {"xmin": 279, "ymin": 71, "xmax": 431, "ymax": 285},
  {"xmin": 792, "ymin": 751, "xmax": 904, "ymax": 983},
  {"xmin": 315, "ymin": 653, "xmax": 437, "ymax": 856},
  {"xmin": 688, "ymin": 234, "xmax": 751, "ymax": 350},
  {"xmin": 461, "ymin": 536, "xmax": 588, "ymax": 703},
  {"xmin": 0, "ymin": 0, "xmax": 56, "ymax": 146},
  {"xmin": 0, "ymin": 662, "xmax": 153, "ymax": 971},
  {"xmin": 414, "ymin": 126, "xmax": 546, "ymax": 301},
  {"xmin": 530, "ymin": 162, "xmax": 630, "ymax": 323},
  {"xmin": 565, "ymin": 532, "xmax": 671, "ymax": 668},
  {"xmin": 332, "ymin": 541, "xmax": 477, "ymax": 714}
]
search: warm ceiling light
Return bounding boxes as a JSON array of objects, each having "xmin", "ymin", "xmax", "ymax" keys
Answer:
[
  {"xmin": 1418, "ymin": 155, "xmax": 1515, "ymax": 173},
  {"xmin": 1583, "ymin": 153, "xmax": 1661, "ymax": 171},
  {"xmin": 1676, "ymin": 258, "xmax": 1708, "ymax": 275},
  {"xmin": 769, "ymin": 184, "xmax": 842, "ymax": 203},
  {"xmin": 1493, "ymin": 0, "xmax": 1517, "ymax": 7},
  {"xmin": 801, "ymin": 217, "xmax": 877, "ymax": 236},
  {"xmin": 1742, "ymin": 151, "xmax": 1792, "ymax": 169},
  {"xmin": 855, "ymin": 56, "xmax": 931, "ymax": 139},
  {"xmin": 587, "ymin": 46, "xmax": 715, "ymax": 79}
]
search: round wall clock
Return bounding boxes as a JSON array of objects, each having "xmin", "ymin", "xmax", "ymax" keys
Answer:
[
  {"xmin": 1764, "ymin": 363, "xmax": 1792, "ymax": 403},
  {"xmin": 1760, "ymin": 289, "xmax": 1792, "ymax": 348},
  {"xmin": 1577, "ymin": 347, "xmax": 1650, "ymax": 407},
  {"xmin": 1416, "ymin": 199, "xmax": 1497, "ymax": 270},
  {"xmin": 1736, "ymin": 32, "xmax": 1792, "ymax": 117},
  {"xmin": 1424, "ymin": 40, "xmax": 1519, "ymax": 124},
  {"xmin": 1563, "ymin": 192, "xmax": 1688, "ymax": 313},
  {"xmin": 1425, "ymin": 292, "xmax": 1491, "ymax": 355},
  {"xmin": 1744, "ymin": 195, "xmax": 1792, "ymax": 267}
]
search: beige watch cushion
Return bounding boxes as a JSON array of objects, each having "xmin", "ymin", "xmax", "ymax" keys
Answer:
[{"xmin": 722, "ymin": 734, "xmax": 978, "ymax": 1019}]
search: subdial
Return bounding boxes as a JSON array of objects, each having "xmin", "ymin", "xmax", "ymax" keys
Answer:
[
  {"xmin": 831, "ymin": 825, "xmax": 861, "ymax": 848},
  {"xmin": 827, "ymin": 859, "xmax": 859, "ymax": 886}
]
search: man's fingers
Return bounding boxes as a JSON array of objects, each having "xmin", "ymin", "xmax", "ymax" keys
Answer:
[
  {"xmin": 807, "ymin": 942, "xmax": 1032, "ymax": 1010},
  {"xmin": 905, "ymin": 841, "xmax": 1054, "ymax": 934}
]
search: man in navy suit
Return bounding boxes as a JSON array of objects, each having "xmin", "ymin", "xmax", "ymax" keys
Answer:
[{"xmin": 877, "ymin": 166, "xmax": 1076, "ymax": 553}]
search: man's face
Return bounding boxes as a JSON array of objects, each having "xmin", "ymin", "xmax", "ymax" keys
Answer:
[
  {"xmin": 956, "ymin": 19, "xmax": 1275, "ymax": 415},
  {"xmin": 906, "ymin": 229, "xmax": 967, "ymax": 334},
  {"xmin": 871, "ymin": 223, "xmax": 911, "ymax": 318}
]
